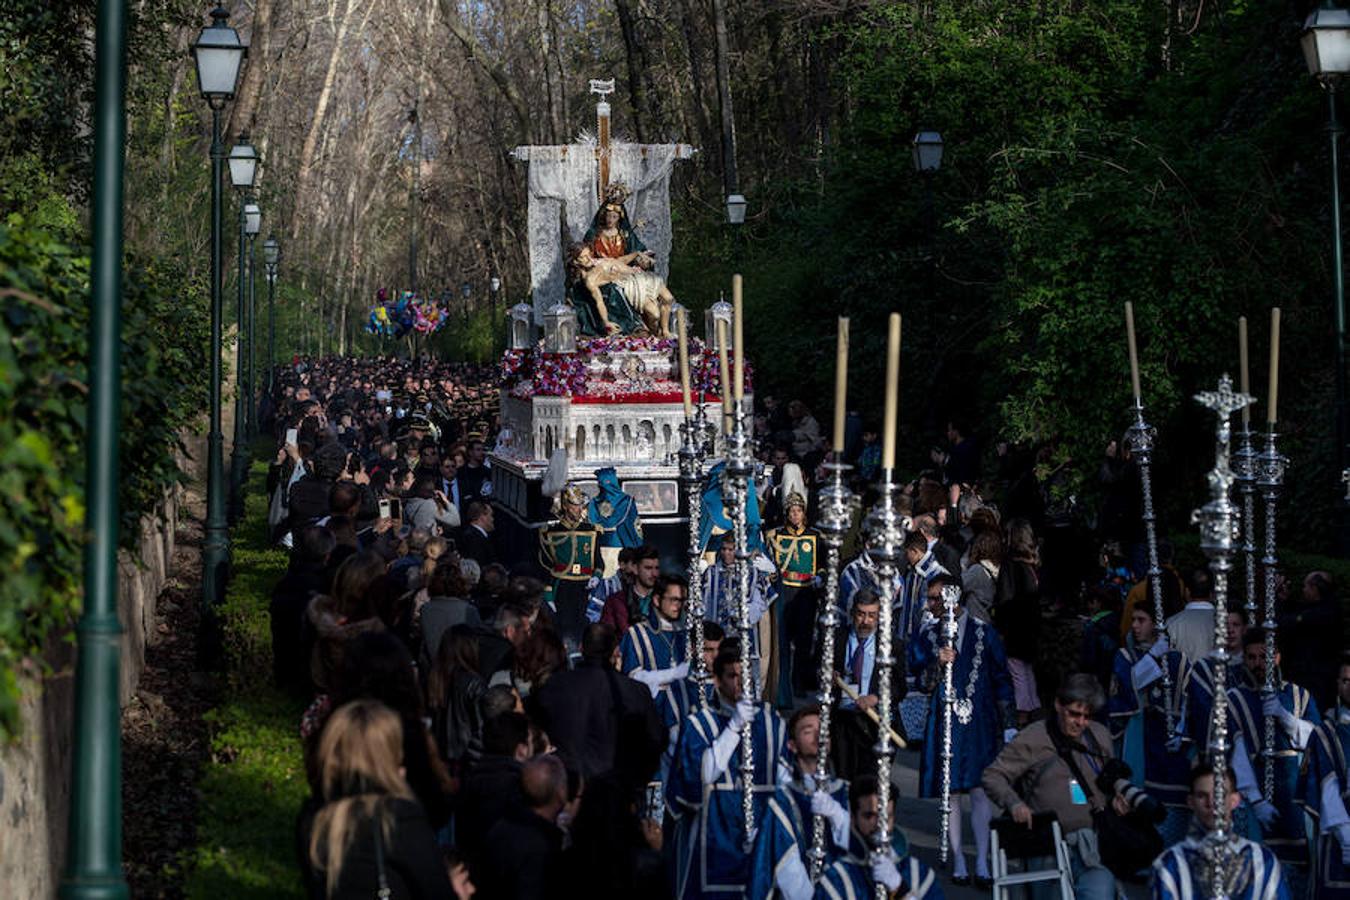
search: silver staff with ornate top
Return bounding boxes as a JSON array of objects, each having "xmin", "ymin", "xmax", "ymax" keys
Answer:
[
  {"xmin": 1191, "ymin": 373, "xmax": 1253, "ymax": 900},
  {"xmin": 1258, "ymin": 308, "xmax": 1286, "ymax": 804},
  {"xmin": 1124, "ymin": 302, "xmax": 1176, "ymax": 739},
  {"xmin": 810, "ymin": 318, "xmax": 858, "ymax": 880},
  {"xmin": 938, "ymin": 582, "xmax": 959, "ymax": 865},
  {"xmin": 862, "ymin": 312, "xmax": 903, "ymax": 900},
  {"xmin": 676, "ymin": 309, "xmax": 712, "ymax": 696},
  {"xmin": 717, "ymin": 277, "xmax": 758, "ymax": 850},
  {"xmin": 1234, "ymin": 317, "xmax": 1259, "ymax": 627}
]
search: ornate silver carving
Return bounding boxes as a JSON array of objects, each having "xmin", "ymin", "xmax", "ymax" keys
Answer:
[
  {"xmin": 1256, "ymin": 426, "xmax": 1287, "ymax": 804},
  {"xmin": 1191, "ymin": 374, "xmax": 1253, "ymax": 900}
]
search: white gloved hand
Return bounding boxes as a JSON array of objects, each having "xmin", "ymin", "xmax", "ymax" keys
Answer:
[
  {"xmin": 1003, "ymin": 727, "xmax": 1019, "ymax": 744},
  {"xmin": 730, "ymin": 698, "xmax": 758, "ymax": 731},
  {"xmin": 811, "ymin": 790, "xmax": 849, "ymax": 830},
  {"xmin": 671, "ymin": 661, "xmax": 690, "ymax": 681},
  {"xmin": 1252, "ymin": 799, "xmax": 1279, "ymax": 829},
  {"xmin": 1149, "ymin": 634, "xmax": 1170, "ymax": 658},
  {"xmin": 870, "ymin": 855, "xmax": 902, "ymax": 891},
  {"xmin": 1165, "ymin": 734, "xmax": 1185, "ymax": 754},
  {"xmin": 1338, "ymin": 824, "xmax": 1350, "ymax": 863}
]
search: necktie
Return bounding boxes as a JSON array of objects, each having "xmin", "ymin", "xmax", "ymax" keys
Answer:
[{"xmin": 850, "ymin": 636, "xmax": 866, "ymax": 687}]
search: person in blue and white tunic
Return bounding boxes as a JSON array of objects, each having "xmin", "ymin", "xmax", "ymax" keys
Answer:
[
  {"xmin": 658, "ymin": 622, "xmax": 724, "ymax": 783},
  {"xmin": 667, "ymin": 648, "xmax": 787, "ymax": 899},
  {"xmin": 815, "ymin": 774, "xmax": 943, "ymax": 900},
  {"xmin": 586, "ymin": 545, "xmax": 633, "ymax": 624},
  {"xmin": 1179, "ymin": 607, "xmax": 1249, "ymax": 751},
  {"xmin": 1108, "ymin": 603, "xmax": 1192, "ymax": 845},
  {"xmin": 1150, "ymin": 761, "xmax": 1290, "ymax": 900},
  {"xmin": 908, "ymin": 572, "xmax": 1013, "ymax": 887},
  {"xmin": 746, "ymin": 704, "xmax": 851, "ymax": 900},
  {"xmin": 621, "ymin": 574, "xmax": 691, "ymax": 700},
  {"xmin": 1227, "ymin": 626, "xmax": 1318, "ymax": 892},
  {"xmin": 1300, "ymin": 653, "xmax": 1350, "ymax": 900}
]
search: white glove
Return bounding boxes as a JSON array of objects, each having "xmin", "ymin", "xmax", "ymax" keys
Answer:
[
  {"xmin": 1339, "ymin": 825, "xmax": 1350, "ymax": 866},
  {"xmin": 671, "ymin": 661, "xmax": 690, "ymax": 680},
  {"xmin": 1165, "ymin": 734, "xmax": 1185, "ymax": 754},
  {"xmin": 1003, "ymin": 727, "xmax": 1019, "ymax": 744},
  {"xmin": 812, "ymin": 790, "xmax": 850, "ymax": 849},
  {"xmin": 1253, "ymin": 799, "xmax": 1279, "ymax": 829},
  {"xmin": 730, "ymin": 698, "xmax": 758, "ymax": 731},
  {"xmin": 1149, "ymin": 634, "xmax": 1170, "ymax": 658},
  {"xmin": 1261, "ymin": 693, "xmax": 1290, "ymax": 722},
  {"xmin": 871, "ymin": 855, "xmax": 902, "ymax": 891}
]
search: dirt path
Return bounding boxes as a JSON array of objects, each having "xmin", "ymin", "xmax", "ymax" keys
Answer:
[{"xmin": 121, "ymin": 485, "xmax": 216, "ymax": 897}]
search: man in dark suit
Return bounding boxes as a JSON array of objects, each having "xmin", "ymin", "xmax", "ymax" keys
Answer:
[
  {"xmin": 820, "ymin": 587, "xmax": 906, "ymax": 781},
  {"xmin": 530, "ymin": 623, "xmax": 664, "ymax": 790},
  {"xmin": 457, "ymin": 499, "xmax": 497, "ymax": 568}
]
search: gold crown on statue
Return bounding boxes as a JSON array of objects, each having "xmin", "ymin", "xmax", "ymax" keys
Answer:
[
  {"xmin": 602, "ymin": 182, "xmax": 632, "ymax": 209},
  {"xmin": 784, "ymin": 491, "xmax": 807, "ymax": 510}
]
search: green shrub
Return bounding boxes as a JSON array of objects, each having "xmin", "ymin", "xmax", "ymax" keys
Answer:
[{"xmin": 0, "ymin": 223, "xmax": 209, "ymax": 737}]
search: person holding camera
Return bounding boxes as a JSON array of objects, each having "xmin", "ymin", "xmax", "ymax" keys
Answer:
[{"xmin": 981, "ymin": 674, "xmax": 1124, "ymax": 900}]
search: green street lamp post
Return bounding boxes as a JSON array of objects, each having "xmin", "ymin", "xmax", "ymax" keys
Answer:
[
  {"xmin": 264, "ymin": 235, "xmax": 280, "ymax": 394},
  {"xmin": 1303, "ymin": 1, "xmax": 1350, "ymax": 550},
  {"xmin": 227, "ymin": 136, "xmax": 257, "ymax": 522},
  {"xmin": 59, "ymin": 0, "xmax": 130, "ymax": 896},
  {"xmin": 244, "ymin": 201, "xmax": 260, "ymax": 440},
  {"xmin": 193, "ymin": 2, "xmax": 247, "ymax": 615}
]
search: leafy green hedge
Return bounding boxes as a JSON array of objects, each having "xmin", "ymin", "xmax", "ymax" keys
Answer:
[{"xmin": 0, "ymin": 223, "xmax": 209, "ymax": 737}]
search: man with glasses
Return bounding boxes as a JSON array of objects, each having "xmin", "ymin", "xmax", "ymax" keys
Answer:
[{"xmin": 983, "ymin": 674, "xmax": 1125, "ymax": 900}]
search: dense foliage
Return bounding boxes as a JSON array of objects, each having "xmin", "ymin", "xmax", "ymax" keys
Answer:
[
  {"xmin": 0, "ymin": 225, "xmax": 210, "ymax": 737},
  {"xmin": 701, "ymin": 0, "xmax": 1340, "ymax": 550}
]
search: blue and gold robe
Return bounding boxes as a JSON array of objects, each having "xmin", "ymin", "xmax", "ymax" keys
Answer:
[
  {"xmin": 667, "ymin": 702, "xmax": 787, "ymax": 898},
  {"xmin": 1301, "ymin": 708, "xmax": 1350, "ymax": 899},
  {"xmin": 745, "ymin": 774, "xmax": 849, "ymax": 900},
  {"xmin": 1180, "ymin": 655, "xmax": 1250, "ymax": 751},
  {"xmin": 1108, "ymin": 640, "xmax": 1191, "ymax": 806},
  {"xmin": 813, "ymin": 830, "xmax": 943, "ymax": 900},
  {"xmin": 1228, "ymin": 679, "xmax": 1319, "ymax": 862},
  {"xmin": 909, "ymin": 611, "xmax": 1013, "ymax": 796},
  {"xmin": 588, "ymin": 467, "xmax": 643, "ymax": 549},
  {"xmin": 1150, "ymin": 834, "xmax": 1289, "ymax": 900}
]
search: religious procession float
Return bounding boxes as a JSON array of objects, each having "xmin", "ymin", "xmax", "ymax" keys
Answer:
[{"xmin": 489, "ymin": 80, "xmax": 751, "ymax": 562}]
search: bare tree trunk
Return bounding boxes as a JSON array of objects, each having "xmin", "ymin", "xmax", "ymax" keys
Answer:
[
  {"xmin": 229, "ymin": 0, "xmax": 275, "ymax": 142},
  {"xmin": 537, "ymin": 0, "xmax": 564, "ymax": 142},
  {"xmin": 676, "ymin": 0, "xmax": 714, "ymax": 152},
  {"xmin": 613, "ymin": 0, "xmax": 648, "ymax": 142},
  {"xmin": 436, "ymin": 0, "xmax": 535, "ymax": 143},
  {"xmin": 291, "ymin": 0, "xmax": 365, "ymax": 238},
  {"xmin": 711, "ymin": 0, "xmax": 738, "ymax": 193}
]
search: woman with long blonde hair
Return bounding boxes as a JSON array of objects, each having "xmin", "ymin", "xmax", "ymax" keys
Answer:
[{"xmin": 302, "ymin": 699, "xmax": 453, "ymax": 898}]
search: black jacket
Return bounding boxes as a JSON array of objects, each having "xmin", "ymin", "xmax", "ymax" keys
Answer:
[
  {"xmin": 296, "ymin": 796, "xmax": 452, "ymax": 900},
  {"xmin": 531, "ymin": 662, "xmax": 664, "ymax": 784},
  {"xmin": 478, "ymin": 809, "xmax": 565, "ymax": 900},
  {"xmin": 456, "ymin": 523, "xmax": 497, "ymax": 568},
  {"xmin": 458, "ymin": 755, "xmax": 525, "ymax": 871}
]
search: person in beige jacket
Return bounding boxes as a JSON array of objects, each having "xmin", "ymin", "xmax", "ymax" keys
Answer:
[{"xmin": 982, "ymin": 674, "xmax": 1128, "ymax": 900}]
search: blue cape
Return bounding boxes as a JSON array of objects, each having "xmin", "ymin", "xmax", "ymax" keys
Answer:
[{"xmin": 698, "ymin": 460, "xmax": 764, "ymax": 554}]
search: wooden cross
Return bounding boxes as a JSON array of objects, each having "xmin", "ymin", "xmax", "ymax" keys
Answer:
[{"xmin": 590, "ymin": 79, "xmax": 616, "ymax": 200}]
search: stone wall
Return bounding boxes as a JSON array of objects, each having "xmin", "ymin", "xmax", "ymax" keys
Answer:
[{"xmin": 0, "ymin": 489, "xmax": 180, "ymax": 895}]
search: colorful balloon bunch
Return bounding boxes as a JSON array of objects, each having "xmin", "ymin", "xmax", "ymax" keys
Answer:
[{"xmin": 365, "ymin": 289, "xmax": 450, "ymax": 338}]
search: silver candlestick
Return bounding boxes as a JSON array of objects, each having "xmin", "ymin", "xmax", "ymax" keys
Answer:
[
  {"xmin": 720, "ymin": 396, "xmax": 758, "ymax": 851},
  {"xmin": 809, "ymin": 459, "xmax": 857, "ymax": 879},
  {"xmin": 938, "ymin": 583, "xmax": 959, "ymax": 866},
  {"xmin": 1233, "ymin": 423, "xmax": 1259, "ymax": 636},
  {"xmin": 1191, "ymin": 374, "xmax": 1253, "ymax": 900},
  {"xmin": 1256, "ymin": 426, "xmax": 1287, "ymax": 804},
  {"xmin": 679, "ymin": 412, "xmax": 709, "ymax": 698},
  {"xmin": 863, "ymin": 468, "xmax": 905, "ymax": 900},
  {"xmin": 1126, "ymin": 399, "xmax": 1176, "ymax": 739}
]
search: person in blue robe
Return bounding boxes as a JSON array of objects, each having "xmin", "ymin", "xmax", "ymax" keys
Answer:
[
  {"xmin": 1108, "ymin": 603, "xmax": 1192, "ymax": 844},
  {"xmin": 838, "ymin": 550, "xmax": 899, "ymax": 616},
  {"xmin": 589, "ymin": 466, "xmax": 644, "ymax": 550},
  {"xmin": 746, "ymin": 704, "xmax": 851, "ymax": 900},
  {"xmin": 659, "ymin": 622, "xmax": 725, "ymax": 781},
  {"xmin": 1226, "ymin": 627, "xmax": 1319, "ymax": 895},
  {"xmin": 586, "ymin": 546, "xmax": 632, "ymax": 623},
  {"xmin": 900, "ymin": 531, "xmax": 949, "ymax": 641},
  {"xmin": 1178, "ymin": 607, "xmax": 1250, "ymax": 752},
  {"xmin": 667, "ymin": 647, "xmax": 787, "ymax": 899},
  {"xmin": 622, "ymin": 574, "xmax": 691, "ymax": 702},
  {"xmin": 699, "ymin": 460, "xmax": 766, "ymax": 555},
  {"xmin": 1150, "ymin": 761, "xmax": 1290, "ymax": 900},
  {"xmin": 908, "ymin": 573, "xmax": 1013, "ymax": 886},
  {"xmin": 1300, "ymin": 655, "xmax": 1350, "ymax": 900},
  {"xmin": 814, "ymin": 774, "xmax": 943, "ymax": 900}
]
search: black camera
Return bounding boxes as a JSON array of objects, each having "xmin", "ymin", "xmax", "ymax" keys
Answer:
[{"xmin": 1095, "ymin": 758, "xmax": 1165, "ymax": 823}]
